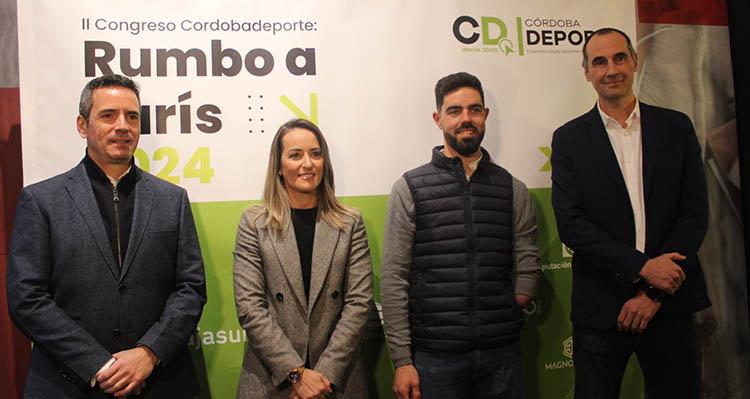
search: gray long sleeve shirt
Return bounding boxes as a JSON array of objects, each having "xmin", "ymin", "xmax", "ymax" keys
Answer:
[{"xmin": 381, "ymin": 173, "xmax": 541, "ymax": 367}]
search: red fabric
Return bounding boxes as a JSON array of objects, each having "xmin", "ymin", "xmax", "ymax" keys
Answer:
[
  {"xmin": 638, "ymin": 0, "xmax": 728, "ymax": 26},
  {"xmin": 0, "ymin": 87, "xmax": 30, "ymax": 399}
]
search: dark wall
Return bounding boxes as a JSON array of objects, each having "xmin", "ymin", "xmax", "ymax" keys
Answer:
[{"xmin": 726, "ymin": 0, "xmax": 750, "ymax": 328}]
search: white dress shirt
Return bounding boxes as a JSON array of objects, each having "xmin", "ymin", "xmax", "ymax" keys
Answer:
[{"xmin": 597, "ymin": 101, "xmax": 646, "ymax": 253}]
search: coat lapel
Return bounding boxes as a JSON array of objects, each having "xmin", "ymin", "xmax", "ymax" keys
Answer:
[
  {"xmin": 270, "ymin": 223, "xmax": 308, "ymax": 313},
  {"xmin": 307, "ymin": 219, "xmax": 339, "ymax": 314},
  {"xmin": 585, "ymin": 105, "xmax": 629, "ymax": 199},
  {"xmin": 65, "ymin": 163, "xmax": 119, "ymax": 280},
  {"xmin": 120, "ymin": 170, "xmax": 153, "ymax": 281},
  {"xmin": 640, "ymin": 103, "xmax": 659, "ymax": 203}
]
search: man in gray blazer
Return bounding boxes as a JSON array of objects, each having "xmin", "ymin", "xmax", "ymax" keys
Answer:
[{"xmin": 7, "ymin": 74, "xmax": 207, "ymax": 398}]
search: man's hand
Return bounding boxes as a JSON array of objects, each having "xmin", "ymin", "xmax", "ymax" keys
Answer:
[
  {"xmin": 393, "ymin": 364, "xmax": 421, "ymax": 399},
  {"xmin": 617, "ymin": 291, "xmax": 661, "ymax": 333},
  {"xmin": 515, "ymin": 294, "xmax": 532, "ymax": 309},
  {"xmin": 639, "ymin": 252, "xmax": 687, "ymax": 294},
  {"xmin": 96, "ymin": 346, "xmax": 158, "ymax": 397},
  {"xmin": 290, "ymin": 368, "xmax": 332, "ymax": 399}
]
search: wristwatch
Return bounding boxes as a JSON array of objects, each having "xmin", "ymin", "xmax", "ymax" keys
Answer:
[
  {"xmin": 287, "ymin": 366, "xmax": 305, "ymax": 384},
  {"xmin": 644, "ymin": 285, "xmax": 665, "ymax": 303}
]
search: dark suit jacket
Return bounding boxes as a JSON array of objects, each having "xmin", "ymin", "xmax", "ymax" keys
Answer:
[
  {"xmin": 7, "ymin": 161, "xmax": 207, "ymax": 398},
  {"xmin": 551, "ymin": 102, "xmax": 710, "ymax": 330}
]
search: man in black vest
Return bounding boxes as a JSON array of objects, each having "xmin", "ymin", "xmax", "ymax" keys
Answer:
[{"xmin": 381, "ymin": 72, "xmax": 541, "ymax": 399}]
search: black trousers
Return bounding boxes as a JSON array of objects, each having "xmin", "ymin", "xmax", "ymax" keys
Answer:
[{"xmin": 573, "ymin": 317, "xmax": 698, "ymax": 398}]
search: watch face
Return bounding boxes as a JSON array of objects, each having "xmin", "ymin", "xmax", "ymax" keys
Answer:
[{"xmin": 288, "ymin": 370, "xmax": 301, "ymax": 384}]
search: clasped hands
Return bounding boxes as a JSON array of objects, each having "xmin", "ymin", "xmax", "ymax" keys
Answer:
[
  {"xmin": 639, "ymin": 252, "xmax": 687, "ymax": 295},
  {"xmin": 617, "ymin": 252, "xmax": 687, "ymax": 333},
  {"xmin": 290, "ymin": 368, "xmax": 333, "ymax": 399},
  {"xmin": 95, "ymin": 346, "xmax": 158, "ymax": 397}
]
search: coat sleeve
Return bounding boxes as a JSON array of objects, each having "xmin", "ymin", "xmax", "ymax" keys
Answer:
[
  {"xmin": 314, "ymin": 213, "xmax": 374, "ymax": 388},
  {"xmin": 551, "ymin": 124, "xmax": 650, "ymax": 286},
  {"xmin": 233, "ymin": 209, "xmax": 305, "ymax": 388},
  {"xmin": 136, "ymin": 189, "xmax": 207, "ymax": 364},
  {"xmin": 6, "ymin": 187, "xmax": 113, "ymax": 383}
]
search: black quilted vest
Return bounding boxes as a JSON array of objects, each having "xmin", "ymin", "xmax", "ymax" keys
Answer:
[{"xmin": 404, "ymin": 146, "xmax": 521, "ymax": 352}]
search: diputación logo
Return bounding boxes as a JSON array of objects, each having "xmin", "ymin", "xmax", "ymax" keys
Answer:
[{"xmin": 452, "ymin": 15, "xmax": 594, "ymax": 56}]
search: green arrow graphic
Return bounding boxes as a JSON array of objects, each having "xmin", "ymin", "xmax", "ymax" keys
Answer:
[{"xmin": 539, "ymin": 147, "xmax": 551, "ymax": 171}]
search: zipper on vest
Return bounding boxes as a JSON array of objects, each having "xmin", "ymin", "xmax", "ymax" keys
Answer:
[
  {"xmin": 463, "ymin": 181, "xmax": 478, "ymax": 348},
  {"xmin": 112, "ymin": 184, "xmax": 123, "ymax": 270}
]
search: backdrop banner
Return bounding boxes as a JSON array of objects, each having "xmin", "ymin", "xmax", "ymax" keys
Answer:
[
  {"xmin": 17, "ymin": 1, "xmax": 639, "ymax": 398},
  {"xmin": 636, "ymin": 1, "xmax": 750, "ymax": 397}
]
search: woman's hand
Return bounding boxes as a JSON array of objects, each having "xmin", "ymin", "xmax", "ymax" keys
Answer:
[{"xmin": 290, "ymin": 368, "xmax": 333, "ymax": 399}]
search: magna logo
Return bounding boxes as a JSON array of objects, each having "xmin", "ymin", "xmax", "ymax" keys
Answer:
[
  {"xmin": 563, "ymin": 336, "xmax": 573, "ymax": 359},
  {"xmin": 544, "ymin": 336, "xmax": 574, "ymax": 371}
]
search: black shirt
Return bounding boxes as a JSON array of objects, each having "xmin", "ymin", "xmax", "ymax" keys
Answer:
[
  {"xmin": 83, "ymin": 153, "xmax": 137, "ymax": 272},
  {"xmin": 291, "ymin": 207, "xmax": 317, "ymax": 300}
]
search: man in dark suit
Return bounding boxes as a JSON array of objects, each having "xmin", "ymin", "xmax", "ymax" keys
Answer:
[
  {"xmin": 7, "ymin": 74, "xmax": 207, "ymax": 398},
  {"xmin": 551, "ymin": 28, "xmax": 710, "ymax": 398}
]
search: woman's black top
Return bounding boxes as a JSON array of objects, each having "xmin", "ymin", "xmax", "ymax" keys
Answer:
[{"xmin": 291, "ymin": 207, "xmax": 317, "ymax": 299}]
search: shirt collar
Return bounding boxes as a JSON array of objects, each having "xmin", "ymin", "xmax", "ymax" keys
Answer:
[
  {"xmin": 468, "ymin": 151, "xmax": 483, "ymax": 172},
  {"xmin": 83, "ymin": 151, "xmax": 136, "ymax": 188},
  {"xmin": 439, "ymin": 147, "xmax": 483, "ymax": 179},
  {"xmin": 107, "ymin": 166, "xmax": 132, "ymax": 186},
  {"xmin": 597, "ymin": 99, "xmax": 640, "ymax": 130}
]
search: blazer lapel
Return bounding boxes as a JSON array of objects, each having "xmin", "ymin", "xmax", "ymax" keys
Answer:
[
  {"xmin": 65, "ymin": 163, "xmax": 119, "ymax": 280},
  {"xmin": 270, "ymin": 223, "xmax": 308, "ymax": 313},
  {"xmin": 585, "ymin": 105, "xmax": 629, "ymax": 199},
  {"xmin": 120, "ymin": 170, "xmax": 153, "ymax": 281},
  {"xmin": 307, "ymin": 219, "xmax": 339, "ymax": 314},
  {"xmin": 639, "ymin": 103, "xmax": 659, "ymax": 203}
]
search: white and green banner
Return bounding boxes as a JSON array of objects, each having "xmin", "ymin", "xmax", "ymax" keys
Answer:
[{"xmin": 18, "ymin": 1, "xmax": 640, "ymax": 397}]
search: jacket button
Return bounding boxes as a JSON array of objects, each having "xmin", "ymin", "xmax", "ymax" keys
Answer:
[
  {"xmin": 119, "ymin": 285, "xmax": 127, "ymax": 295},
  {"xmin": 332, "ymin": 291, "xmax": 339, "ymax": 299},
  {"xmin": 113, "ymin": 329, "xmax": 122, "ymax": 338},
  {"xmin": 276, "ymin": 293, "xmax": 284, "ymax": 302}
]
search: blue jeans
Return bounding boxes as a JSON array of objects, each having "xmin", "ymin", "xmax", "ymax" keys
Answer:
[{"xmin": 413, "ymin": 342, "xmax": 522, "ymax": 399}]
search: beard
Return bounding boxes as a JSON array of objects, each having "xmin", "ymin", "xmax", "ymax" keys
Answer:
[{"xmin": 443, "ymin": 123, "xmax": 484, "ymax": 157}]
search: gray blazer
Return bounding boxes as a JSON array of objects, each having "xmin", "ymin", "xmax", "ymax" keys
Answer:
[
  {"xmin": 233, "ymin": 207, "xmax": 373, "ymax": 398},
  {"xmin": 6, "ymin": 162, "xmax": 207, "ymax": 398}
]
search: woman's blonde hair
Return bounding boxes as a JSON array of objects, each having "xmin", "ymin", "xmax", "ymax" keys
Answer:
[{"xmin": 256, "ymin": 118, "xmax": 356, "ymax": 230}]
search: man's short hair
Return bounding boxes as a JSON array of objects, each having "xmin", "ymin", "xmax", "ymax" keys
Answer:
[
  {"xmin": 79, "ymin": 74, "xmax": 140, "ymax": 122},
  {"xmin": 434, "ymin": 72, "xmax": 485, "ymax": 111},
  {"xmin": 581, "ymin": 27, "xmax": 637, "ymax": 70}
]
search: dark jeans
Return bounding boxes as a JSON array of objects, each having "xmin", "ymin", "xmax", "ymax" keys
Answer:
[
  {"xmin": 573, "ymin": 317, "xmax": 698, "ymax": 399},
  {"xmin": 413, "ymin": 342, "xmax": 522, "ymax": 399}
]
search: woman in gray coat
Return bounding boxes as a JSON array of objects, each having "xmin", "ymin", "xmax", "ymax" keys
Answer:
[{"xmin": 233, "ymin": 118, "xmax": 373, "ymax": 399}]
